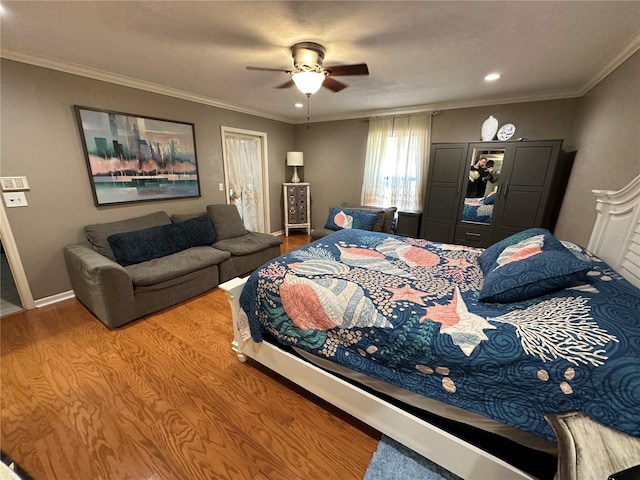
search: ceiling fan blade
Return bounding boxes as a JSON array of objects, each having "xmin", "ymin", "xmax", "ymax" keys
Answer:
[
  {"xmin": 322, "ymin": 76, "xmax": 348, "ymax": 92},
  {"xmin": 246, "ymin": 66, "xmax": 293, "ymax": 73},
  {"xmin": 276, "ymin": 80, "xmax": 295, "ymax": 89},
  {"xmin": 322, "ymin": 63, "xmax": 369, "ymax": 76}
]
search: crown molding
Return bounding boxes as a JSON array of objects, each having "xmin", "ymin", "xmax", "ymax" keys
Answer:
[
  {"xmin": 302, "ymin": 29, "xmax": 640, "ymax": 125},
  {"xmin": 578, "ymin": 30, "xmax": 640, "ymax": 96},
  {"xmin": 0, "ymin": 49, "xmax": 291, "ymax": 123},
  {"xmin": 3, "ymin": 29, "xmax": 639, "ymax": 126},
  {"xmin": 300, "ymin": 89, "xmax": 583, "ymax": 124},
  {"xmin": 308, "ymin": 29, "xmax": 640, "ymax": 123}
]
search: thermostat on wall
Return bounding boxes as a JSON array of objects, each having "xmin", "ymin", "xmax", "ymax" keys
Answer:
[{"xmin": 0, "ymin": 177, "xmax": 30, "ymax": 191}]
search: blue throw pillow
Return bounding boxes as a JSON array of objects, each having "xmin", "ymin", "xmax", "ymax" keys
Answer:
[
  {"xmin": 478, "ymin": 231, "xmax": 592, "ymax": 303},
  {"xmin": 478, "ymin": 228, "xmax": 550, "ymax": 274},
  {"xmin": 108, "ymin": 215, "xmax": 217, "ymax": 266},
  {"xmin": 324, "ymin": 208, "xmax": 378, "ymax": 231}
]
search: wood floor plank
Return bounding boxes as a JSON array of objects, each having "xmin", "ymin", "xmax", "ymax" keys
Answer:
[{"xmin": 1, "ymin": 234, "xmax": 379, "ymax": 480}]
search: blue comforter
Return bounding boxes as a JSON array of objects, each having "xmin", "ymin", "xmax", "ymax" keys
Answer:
[{"xmin": 240, "ymin": 229, "xmax": 640, "ymax": 442}]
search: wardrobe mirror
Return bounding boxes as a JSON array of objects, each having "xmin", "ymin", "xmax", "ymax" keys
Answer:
[{"xmin": 462, "ymin": 148, "xmax": 504, "ymax": 224}]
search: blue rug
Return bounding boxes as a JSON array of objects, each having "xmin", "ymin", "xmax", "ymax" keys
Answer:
[{"xmin": 364, "ymin": 436, "xmax": 462, "ymax": 480}]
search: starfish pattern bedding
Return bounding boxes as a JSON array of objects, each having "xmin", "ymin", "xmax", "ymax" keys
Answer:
[{"xmin": 239, "ymin": 229, "xmax": 640, "ymax": 442}]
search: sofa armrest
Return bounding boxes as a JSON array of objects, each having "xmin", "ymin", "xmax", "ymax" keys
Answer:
[{"xmin": 63, "ymin": 244, "xmax": 137, "ymax": 328}]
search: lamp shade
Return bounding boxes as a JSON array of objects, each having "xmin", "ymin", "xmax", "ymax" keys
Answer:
[
  {"xmin": 291, "ymin": 71, "xmax": 325, "ymax": 95},
  {"xmin": 286, "ymin": 151, "xmax": 304, "ymax": 167}
]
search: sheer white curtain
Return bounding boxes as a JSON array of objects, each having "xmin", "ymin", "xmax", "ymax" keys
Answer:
[
  {"xmin": 224, "ymin": 135, "xmax": 264, "ymax": 231},
  {"xmin": 361, "ymin": 113, "xmax": 430, "ymax": 211}
]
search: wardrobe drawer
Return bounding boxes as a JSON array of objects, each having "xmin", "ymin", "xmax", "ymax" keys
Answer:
[{"xmin": 454, "ymin": 225, "xmax": 492, "ymax": 247}]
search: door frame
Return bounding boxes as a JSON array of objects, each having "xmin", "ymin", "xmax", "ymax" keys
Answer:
[
  {"xmin": 0, "ymin": 201, "xmax": 35, "ymax": 310},
  {"xmin": 220, "ymin": 126, "xmax": 271, "ymax": 233}
]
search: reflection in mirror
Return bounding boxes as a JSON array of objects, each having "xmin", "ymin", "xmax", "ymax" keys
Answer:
[{"xmin": 462, "ymin": 148, "xmax": 504, "ymax": 224}]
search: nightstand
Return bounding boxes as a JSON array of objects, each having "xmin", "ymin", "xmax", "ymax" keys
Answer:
[{"xmin": 395, "ymin": 210, "xmax": 422, "ymax": 237}]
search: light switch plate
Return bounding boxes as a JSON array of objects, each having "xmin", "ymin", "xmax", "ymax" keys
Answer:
[
  {"xmin": 0, "ymin": 176, "xmax": 30, "ymax": 191},
  {"xmin": 3, "ymin": 192, "xmax": 28, "ymax": 207}
]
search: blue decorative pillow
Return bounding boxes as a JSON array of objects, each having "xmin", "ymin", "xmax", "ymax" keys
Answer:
[
  {"xmin": 108, "ymin": 215, "xmax": 217, "ymax": 266},
  {"xmin": 483, "ymin": 191, "xmax": 497, "ymax": 205},
  {"xmin": 478, "ymin": 231, "xmax": 592, "ymax": 303},
  {"xmin": 478, "ymin": 228, "xmax": 549, "ymax": 274},
  {"xmin": 324, "ymin": 208, "xmax": 378, "ymax": 231}
]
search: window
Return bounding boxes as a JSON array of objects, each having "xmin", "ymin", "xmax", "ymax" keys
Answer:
[{"xmin": 361, "ymin": 113, "xmax": 430, "ymax": 211}]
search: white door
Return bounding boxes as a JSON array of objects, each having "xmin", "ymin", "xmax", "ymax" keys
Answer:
[{"xmin": 221, "ymin": 127, "xmax": 270, "ymax": 233}]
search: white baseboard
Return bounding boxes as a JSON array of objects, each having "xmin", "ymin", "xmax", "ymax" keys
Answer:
[{"xmin": 34, "ymin": 290, "xmax": 75, "ymax": 308}]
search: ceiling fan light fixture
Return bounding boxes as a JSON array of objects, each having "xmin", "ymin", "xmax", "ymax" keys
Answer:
[{"xmin": 292, "ymin": 71, "xmax": 325, "ymax": 95}]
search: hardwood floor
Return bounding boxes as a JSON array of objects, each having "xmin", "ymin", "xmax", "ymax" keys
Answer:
[{"xmin": 1, "ymin": 233, "xmax": 380, "ymax": 480}]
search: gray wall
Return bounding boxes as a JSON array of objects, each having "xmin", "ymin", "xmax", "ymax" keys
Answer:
[
  {"xmin": 294, "ymin": 119, "xmax": 369, "ymax": 230},
  {"xmin": 554, "ymin": 50, "xmax": 640, "ymax": 244},
  {"xmin": 1, "ymin": 60, "xmax": 295, "ymax": 300},
  {"xmin": 430, "ymin": 99, "xmax": 579, "ymax": 145},
  {"xmin": 297, "ymin": 99, "xmax": 581, "ymax": 233}
]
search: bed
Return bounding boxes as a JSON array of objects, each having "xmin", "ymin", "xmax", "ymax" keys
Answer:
[{"xmin": 220, "ymin": 175, "xmax": 640, "ymax": 480}]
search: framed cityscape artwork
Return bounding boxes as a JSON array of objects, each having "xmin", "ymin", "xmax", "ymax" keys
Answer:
[{"xmin": 74, "ymin": 106, "xmax": 201, "ymax": 206}]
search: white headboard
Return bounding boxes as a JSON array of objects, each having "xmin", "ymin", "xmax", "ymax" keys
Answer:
[{"xmin": 588, "ymin": 175, "xmax": 640, "ymax": 289}]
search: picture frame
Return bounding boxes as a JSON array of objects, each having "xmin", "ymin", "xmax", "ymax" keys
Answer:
[{"xmin": 74, "ymin": 106, "xmax": 201, "ymax": 206}]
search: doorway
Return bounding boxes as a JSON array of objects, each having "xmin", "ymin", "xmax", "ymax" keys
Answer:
[
  {"xmin": 0, "ymin": 202, "xmax": 34, "ymax": 315},
  {"xmin": 220, "ymin": 127, "xmax": 270, "ymax": 233},
  {"xmin": 1, "ymin": 239, "xmax": 22, "ymax": 315}
]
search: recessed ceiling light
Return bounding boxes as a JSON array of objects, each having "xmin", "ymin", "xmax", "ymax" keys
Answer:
[
  {"xmin": 485, "ymin": 73, "xmax": 501, "ymax": 81},
  {"xmin": 0, "ymin": 4, "xmax": 5, "ymax": 14},
  {"xmin": 294, "ymin": 103, "xmax": 304, "ymax": 108}
]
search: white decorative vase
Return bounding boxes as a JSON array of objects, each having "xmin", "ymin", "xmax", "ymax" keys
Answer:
[{"xmin": 481, "ymin": 115, "xmax": 499, "ymax": 141}]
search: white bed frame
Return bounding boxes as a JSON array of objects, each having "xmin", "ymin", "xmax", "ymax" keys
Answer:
[
  {"xmin": 588, "ymin": 175, "xmax": 640, "ymax": 289},
  {"xmin": 220, "ymin": 175, "xmax": 640, "ymax": 480}
]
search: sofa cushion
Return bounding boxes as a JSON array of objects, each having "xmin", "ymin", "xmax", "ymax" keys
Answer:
[
  {"xmin": 213, "ymin": 231, "xmax": 282, "ymax": 256},
  {"xmin": 108, "ymin": 215, "xmax": 217, "ymax": 266},
  {"xmin": 171, "ymin": 212, "xmax": 207, "ymax": 223},
  {"xmin": 310, "ymin": 228, "xmax": 338, "ymax": 241},
  {"xmin": 207, "ymin": 204, "xmax": 248, "ymax": 240},
  {"xmin": 324, "ymin": 207, "xmax": 378, "ymax": 231},
  {"xmin": 85, "ymin": 211, "xmax": 172, "ymax": 262},
  {"xmin": 339, "ymin": 204, "xmax": 386, "ymax": 232},
  {"xmin": 382, "ymin": 207, "xmax": 397, "ymax": 233},
  {"xmin": 338, "ymin": 204, "xmax": 398, "ymax": 233},
  {"xmin": 125, "ymin": 246, "xmax": 230, "ymax": 287}
]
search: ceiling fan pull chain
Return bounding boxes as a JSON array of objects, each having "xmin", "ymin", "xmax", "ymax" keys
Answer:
[{"xmin": 307, "ymin": 93, "xmax": 311, "ymax": 129}]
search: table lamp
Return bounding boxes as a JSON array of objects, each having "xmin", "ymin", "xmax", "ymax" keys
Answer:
[{"xmin": 286, "ymin": 151, "xmax": 304, "ymax": 183}]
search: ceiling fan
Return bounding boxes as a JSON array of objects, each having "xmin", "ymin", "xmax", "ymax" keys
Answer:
[{"xmin": 247, "ymin": 42, "xmax": 369, "ymax": 94}]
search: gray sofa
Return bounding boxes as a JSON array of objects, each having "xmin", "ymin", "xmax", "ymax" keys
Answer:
[
  {"xmin": 310, "ymin": 204, "xmax": 397, "ymax": 241},
  {"xmin": 64, "ymin": 205, "xmax": 282, "ymax": 329}
]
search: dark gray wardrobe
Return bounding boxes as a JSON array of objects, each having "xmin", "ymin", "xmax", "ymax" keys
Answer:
[{"xmin": 419, "ymin": 140, "xmax": 573, "ymax": 247}]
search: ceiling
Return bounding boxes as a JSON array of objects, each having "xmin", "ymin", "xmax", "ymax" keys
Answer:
[{"xmin": 1, "ymin": 1, "xmax": 639, "ymax": 124}]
